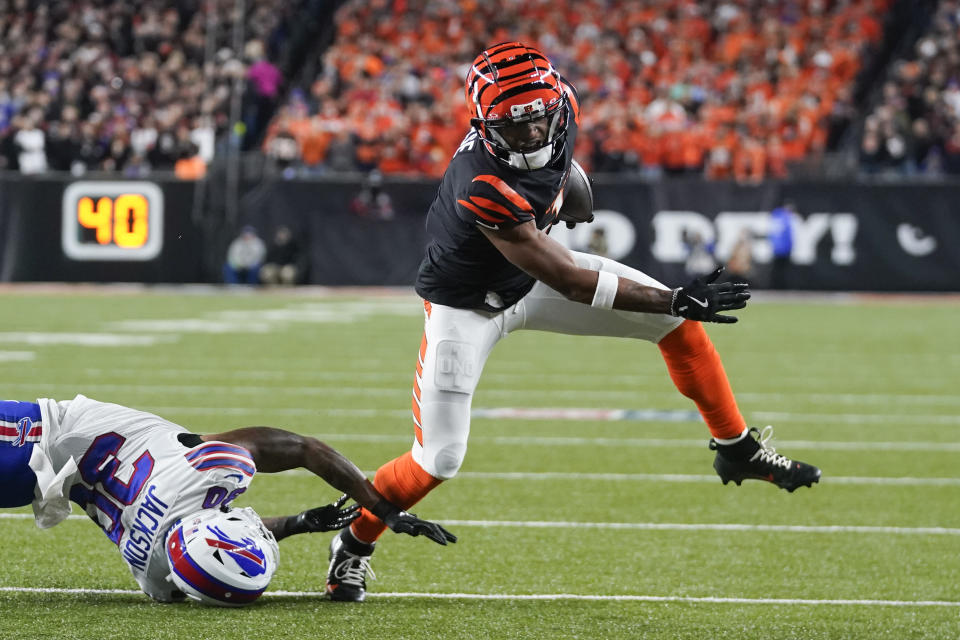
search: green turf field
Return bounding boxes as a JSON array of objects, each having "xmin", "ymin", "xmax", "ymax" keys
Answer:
[{"xmin": 0, "ymin": 287, "xmax": 957, "ymax": 639}]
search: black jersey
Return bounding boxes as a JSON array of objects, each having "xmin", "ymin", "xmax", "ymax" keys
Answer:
[{"xmin": 414, "ymin": 81, "xmax": 581, "ymax": 312}]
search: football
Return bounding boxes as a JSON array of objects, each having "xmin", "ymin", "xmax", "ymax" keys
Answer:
[{"xmin": 558, "ymin": 159, "xmax": 594, "ymax": 225}]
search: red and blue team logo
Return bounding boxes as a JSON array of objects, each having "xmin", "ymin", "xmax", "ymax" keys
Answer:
[
  {"xmin": 15, "ymin": 418, "xmax": 32, "ymax": 447},
  {"xmin": 0, "ymin": 404, "xmax": 43, "ymax": 507},
  {"xmin": 205, "ymin": 525, "xmax": 268, "ymax": 577},
  {"xmin": 0, "ymin": 400, "xmax": 42, "ymax": 448}
]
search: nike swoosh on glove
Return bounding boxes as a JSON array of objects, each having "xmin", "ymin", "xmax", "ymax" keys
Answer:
[{"xmin": 670, "ymin": 267, "xmax": 751, "ymax": 324}]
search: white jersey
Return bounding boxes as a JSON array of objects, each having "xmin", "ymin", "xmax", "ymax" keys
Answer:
[{"xmin": 35, "ymin": 395, "xmax": 256, "ymax": 602}]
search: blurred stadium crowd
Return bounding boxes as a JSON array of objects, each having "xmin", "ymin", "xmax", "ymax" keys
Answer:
[
  {"xmin": 0, "ymin": 0, "xmax": 292, "ymax": 177},
  {"xmin": 0, "ymin": 0, "xmax": 951, "ymax": 180},
  {"xmin": 859, "ymin": 0, "xmax": 960, "ymax": 174}
]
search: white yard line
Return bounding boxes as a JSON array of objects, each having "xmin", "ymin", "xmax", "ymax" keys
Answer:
[
  {"xmin": 0, "ymin": 333, "xmax": 177, "ymax": 346},
  {"xmin": 77, "ymin": 415, "xmax": 960, "ymax": 455},
  {"xmin": 437, "ymin": 520, "xmax": 960, "ymax": 535},
  {"xmin": 4, "ymin": 394, "xmax": 957, "ymax": 454},
  {"xmin": 2, "ymin": 390, "xmax": 950, "ymax": 426},
  {"xmin": 296, "ymin": 433, "xmax": 960, "ymax": 453},
  {"xmin": 428, "ymin": 472, "xmax": 960, "ymax": 487},
  {"xmin": 0, "ymin": 586, "xmax": 955, "ymax": 607},
  {"xmin": 15, "ymin": 377, "xmax": 960, "ymax": 408},
  {"xmin": 258, "ymin": 467, "xmax": 960, "ymax": 487},
  {"xmin": 0, "ymin": 351, "xmax": 35, "ymax": 361},
  {"xmin": 2, "ymin": 513, "xmax": 956, "ymax": 534}
]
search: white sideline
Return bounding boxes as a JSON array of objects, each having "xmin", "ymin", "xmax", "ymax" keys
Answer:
[
  {"xmin": 2, "ymin": 513, "xmax": 957, "ymax": 535},
  {"xmin": 0, "ymin": 586, "xmax": 956, "ymax": 607}
]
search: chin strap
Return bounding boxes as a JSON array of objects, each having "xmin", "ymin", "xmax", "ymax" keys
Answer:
[{"xmin": 503, "ymin": 143, "xmax": 555, "ymax": 170}]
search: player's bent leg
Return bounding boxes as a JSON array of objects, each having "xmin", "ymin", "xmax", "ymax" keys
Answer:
[
  {"xmin": 658, "ymin": 318, "xmax": 821, "ymax": 490},
  {"xmin": 327, "ymin": 451, "xmax": 444, "ymax": 602},
  {"xmin": 326, "ymin": 447, "xmax": 451, "ymax": 602},
  {"xmin": 411, "ymin": 301, "xmax": 501, "ymax": 479},
  {"xmin": 327, "ymin": 303, "xmax": 500, "ymax": 602},
  {"xmin": 657, "ymin": 320, "xmax": 746, "ymax": 440},
  {"xmin": 514, "ymin": 252, "xmax": 820, "ymax": 490}
]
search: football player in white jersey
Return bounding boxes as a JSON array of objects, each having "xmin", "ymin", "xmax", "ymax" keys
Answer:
[{"xmin": 0, "ymin": 395, "xmax": 455, "ymax": 606}]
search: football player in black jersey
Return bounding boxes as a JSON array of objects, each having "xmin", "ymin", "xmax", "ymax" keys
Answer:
[{"xmin": 325, "ymin": 42, "xmax": 821, "ymax": 602}]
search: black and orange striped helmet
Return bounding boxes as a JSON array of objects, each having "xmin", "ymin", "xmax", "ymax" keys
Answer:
[{"xmin": 465, "ymin": 42, "xmax": 569, "ymax": 170}]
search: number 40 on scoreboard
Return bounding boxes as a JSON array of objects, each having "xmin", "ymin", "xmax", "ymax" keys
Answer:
[{"xmin": 61, "ymin": 181, "xmax": 164, "ymax": 261}]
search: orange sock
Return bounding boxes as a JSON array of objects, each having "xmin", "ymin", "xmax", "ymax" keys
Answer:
[
  {"xmin": 658, "ymin": 320, "xmax": 747, "ymax": 440},
  {"xmin": 350, "ymin": 450, "xmax": 443, "ymax": 544}
]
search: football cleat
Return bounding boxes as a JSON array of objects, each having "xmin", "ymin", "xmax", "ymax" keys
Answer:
[
  {"xmin": 710, "ymin": 426, "xmax": 821, "ymax": 492},
  {"xmin": 325, "ymin": 532, "xmax": 375, "ymax": 602}
]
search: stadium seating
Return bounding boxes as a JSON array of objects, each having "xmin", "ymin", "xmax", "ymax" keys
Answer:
[
  {"xmin": 6, "ymin": 0, "xmax": 948, "ymax": 180},
  {"xmin": 263, "ymin": 0, "xmax": 892, "ymax": 180},
  {"xmin": 0, "ymin": 0, "xmax": 293, "ymax": 175},
  {"xmin": 857, "ymin": 0, "xmax": 959, "ymax": 176}
]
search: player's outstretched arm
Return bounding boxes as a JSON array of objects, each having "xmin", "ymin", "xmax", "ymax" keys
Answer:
[
  {"xmin": 207, "ymin": 427, "xmax": 383, "ymax": 504},
  {"xmin": 204, "ymin": 428, "xmax": 456, "ymax": 545},
  {"xmin": 480, "ymin": 222, "xmax": 749, "ymax": 322}
]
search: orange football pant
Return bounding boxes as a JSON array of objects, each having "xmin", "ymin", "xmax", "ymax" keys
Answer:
[
  {"xmin": 350, "ymin": 450, "xmax": 442, "ymax": 543},
  {"xmin": 657, "ymin": 320, "xmax": 747, "ymax": 440}
]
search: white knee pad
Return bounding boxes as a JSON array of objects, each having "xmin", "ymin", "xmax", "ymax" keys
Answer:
[
  {"xmin": 415, "ymin": 392, "xmax": 472, "ymax": 480},
  {"xmin": 427, "ymin": 441, "xmax": 467, "ymax": 480}
]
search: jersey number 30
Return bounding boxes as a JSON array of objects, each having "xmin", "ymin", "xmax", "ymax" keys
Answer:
[{"xmin": 72, "ymin": 432, "xmax": 155, "ymax": 544}]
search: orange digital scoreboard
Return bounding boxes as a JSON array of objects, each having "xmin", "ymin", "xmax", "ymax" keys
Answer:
[{"xmin": 61, "ymin": 181, "xmax": 164, "ymax": 260}]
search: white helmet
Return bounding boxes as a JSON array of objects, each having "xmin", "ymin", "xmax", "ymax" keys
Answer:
[{"xmin": 165, "ymin": 507, "xmax": 279, "ymax": 607}]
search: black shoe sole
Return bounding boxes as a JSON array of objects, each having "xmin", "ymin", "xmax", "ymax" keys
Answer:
[
  {"xmin": 715, "ymin": 461, "xmax": 822, "ymax": 492},
  {"xmin": 719, "ymin": 473, "xmax": 821, "ymax": 492},
  {"xmin": 325, "ymin": 586, "xmax": 365, "ymax": 602}
]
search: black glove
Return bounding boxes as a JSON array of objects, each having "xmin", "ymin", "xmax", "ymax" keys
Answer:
[
  {"xmin": 371, "ymin": 500, "xmax": 457, "ymax": 546},
  {"xmin": 289, "ymin": 494, "xmax": 361, "ymax": 534},
  {"xmin": 670, "ymin": 267, "xmax": 750, "ymax": 324}
]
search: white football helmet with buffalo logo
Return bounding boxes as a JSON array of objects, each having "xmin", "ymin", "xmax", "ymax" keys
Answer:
[
  {"xmin": 165, "ymin": 507, "xmax": 279, "ymax": 606},
  {"xmin": 465, "ymin": 42, "xmax": 570, "ymax": 170}
]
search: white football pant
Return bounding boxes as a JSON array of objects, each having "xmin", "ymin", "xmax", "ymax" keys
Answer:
[{"xmin": 411, "ymin": 250, "xmax": 684, "ymax": 479}]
